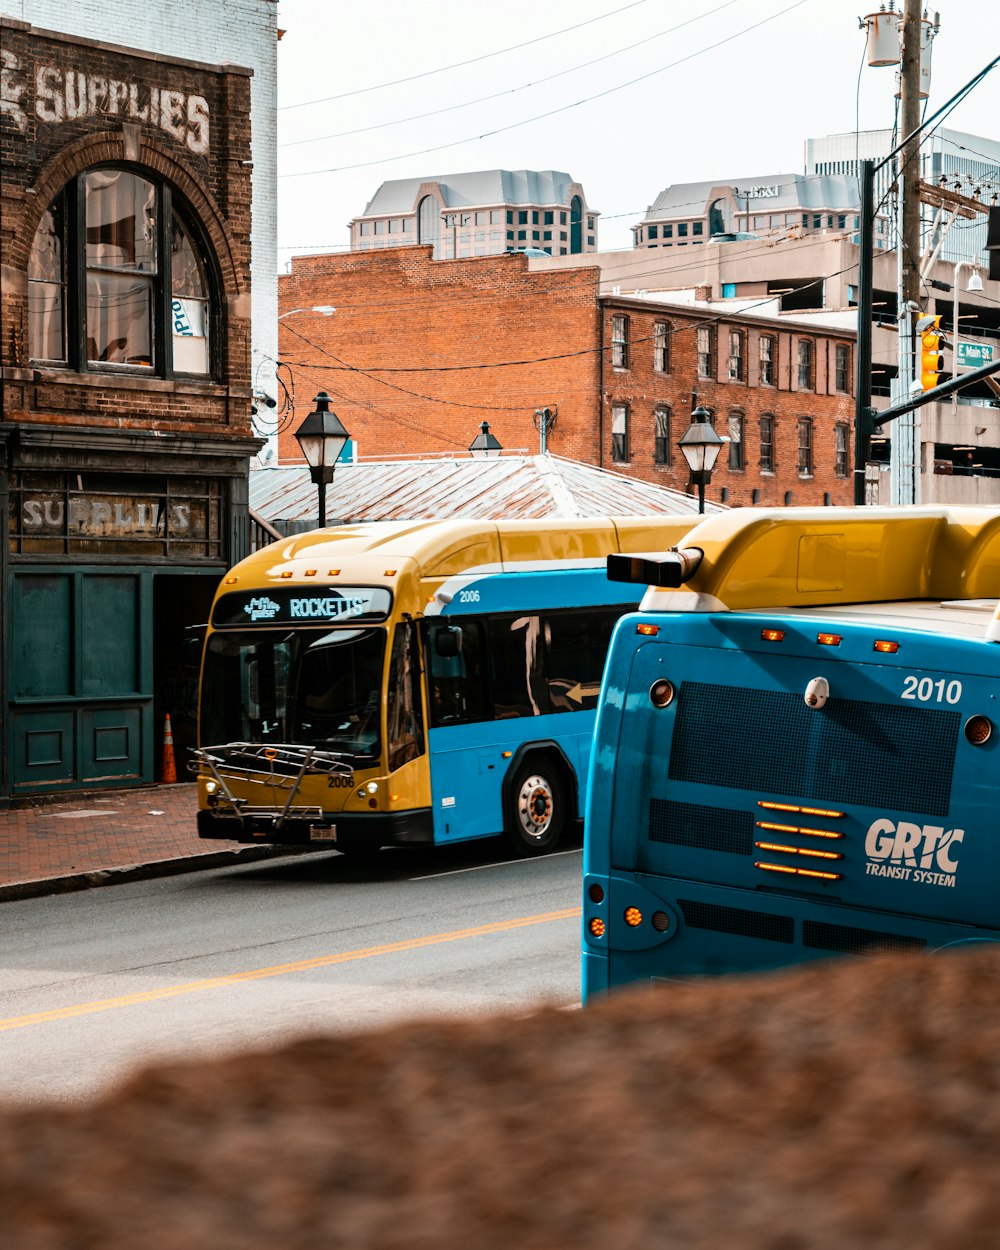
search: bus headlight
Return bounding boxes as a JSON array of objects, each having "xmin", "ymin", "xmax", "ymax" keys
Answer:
[{"xmin": 205, "ymin": 780, "xmax": 219, "ymax": 807}]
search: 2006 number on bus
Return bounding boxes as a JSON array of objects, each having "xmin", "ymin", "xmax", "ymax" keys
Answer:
[{"xmin": 901, "ymin": 675, "xmax": 962, "ymax": 703}]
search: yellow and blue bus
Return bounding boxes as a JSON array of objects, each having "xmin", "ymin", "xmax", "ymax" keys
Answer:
[
  {"xmin": 583, "ymin": 506, "xmax": 1000, "ymax": 997},
  {"xmin": 193, "ymin": 516, "xmax": 694, "ymax": 857}
]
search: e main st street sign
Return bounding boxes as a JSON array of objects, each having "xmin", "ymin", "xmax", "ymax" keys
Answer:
[{"xmin": 957, "ymin": 342, "xmax": 995, "ymax": 368}]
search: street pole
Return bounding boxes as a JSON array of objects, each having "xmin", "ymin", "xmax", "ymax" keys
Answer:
[
  {"xmin": 891, "ymin": 0, "xmax": 925, "ymax": 504},
  {"xmin": 854, "ymin": 160, "xmax": 876, "ymax": 505}
]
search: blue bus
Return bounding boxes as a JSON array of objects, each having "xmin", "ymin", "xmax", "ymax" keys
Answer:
[
  {"xmin": 582, "ymin": 507, "xmax": 1000, "ymax": 997},
  {"xmin": 193, "ymin": 516, "xmax": 695, "ymax": 857}
]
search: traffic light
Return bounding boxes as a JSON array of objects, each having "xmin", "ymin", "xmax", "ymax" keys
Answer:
[{"xmin": 919, "ymin": 314, "xmax": 944, "ymax": 392}]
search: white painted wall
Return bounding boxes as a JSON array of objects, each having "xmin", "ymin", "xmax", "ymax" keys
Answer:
[{"xmin": 4, "ymin": 0, "xmax": 279, "ymax": 431}]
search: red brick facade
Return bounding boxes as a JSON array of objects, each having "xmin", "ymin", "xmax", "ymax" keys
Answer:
[
  {"xmin": 278, "ymin": 248, "xmax": 855, "ymax": 507},
  {"xmin": 0, "ymin": 18, "xmax": 259, "ymax": 798}
]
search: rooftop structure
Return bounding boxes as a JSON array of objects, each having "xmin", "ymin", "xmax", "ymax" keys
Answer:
[
  {"xmin": 350, "ymin": 169, "xmax": 598, "ymax": 260},
  {"xmin": 250, "ymin": 453, "xmax": 721, "ymax": 532}
]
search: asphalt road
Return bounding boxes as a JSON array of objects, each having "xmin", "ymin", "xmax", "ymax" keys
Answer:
[{"xmin": 0, "ymin": 836, "xmax": 584, "ymax": 1106}]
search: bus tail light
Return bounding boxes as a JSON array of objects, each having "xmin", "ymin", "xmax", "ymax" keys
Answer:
[
  {"xmin": 649, "ymin": 679, "xmax": 675, "ymax": 708},
  {"xmin": 965, "ymin": 715, "xmax": 993, "ymax": 745},
  {"xmin": 624, "ymin": 907, "xmax": 643, "ymax": 927},
  {"xmin": 636, "ymin": 623, "xmax": 659, "ymax": 637},
  {"xmin": 589, "ymin": 918, "xmax": 606, "ymax": 938}
]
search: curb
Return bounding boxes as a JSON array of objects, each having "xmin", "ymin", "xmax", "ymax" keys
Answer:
[{"xmin": 0, "ymin": 845, "xmax": 320, "ymax": 904}]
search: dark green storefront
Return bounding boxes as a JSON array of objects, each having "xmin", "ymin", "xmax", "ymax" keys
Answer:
[{"xmin": 1, "ymin": 426, "xmax": 259, "ymax": 801}]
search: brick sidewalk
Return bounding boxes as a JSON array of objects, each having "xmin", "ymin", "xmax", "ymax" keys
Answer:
[{"xmin": 0, "ymin": 783, "xmax": 298, "ymax": 902}]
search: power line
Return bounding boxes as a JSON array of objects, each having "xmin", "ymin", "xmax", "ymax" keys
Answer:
[
  {"xmin": 280, "ymin": 0, "xmax": 745, "ymax": 149},
  {"xmin": 280, "ymin": 0, "xmax": 812, "ymax": 179},
  {"xmin": 278, "ymin": 0, "xmax": 657, "ymax": 111}
]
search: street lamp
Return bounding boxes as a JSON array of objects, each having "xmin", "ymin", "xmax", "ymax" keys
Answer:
[
  {"xmin": 468, "ymin": 420, "xmax": 503, "ymax": 459},
  {"xmin": 294, "ymin": 391, "xmax": 350, "ymax": 527},
  {"xmin": 278, "ymin": 305, "xmax": 335, "ymax": 320},
  {"xmin": 677, "ymin": 404, "xmax": 725, "ymax": 513}
]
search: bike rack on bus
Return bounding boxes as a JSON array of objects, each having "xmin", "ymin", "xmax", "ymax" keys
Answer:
[{"xmin": 189, "ymin": 742, "xmax": 353, "ymax": 829}]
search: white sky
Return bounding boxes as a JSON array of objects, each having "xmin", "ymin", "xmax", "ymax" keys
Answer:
[{"xmin": 275, "ymin": 0, "xmax": 1000, "ymax": 263}]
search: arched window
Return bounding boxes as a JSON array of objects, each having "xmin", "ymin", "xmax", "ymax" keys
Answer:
[
  {"xmin": 417, "ymin": 195, "xmax": 440, "ymax": 249},
  {"xmin": 28, "ymin": 166, "xmax": 215, "ymax": 377},
  {"xmin": 708, "ymin": 198, "xmax": 730, "ymax": 236},
  {"xmin": 570, "ymin": 195, "xmax": 583, "ymax": 253}
]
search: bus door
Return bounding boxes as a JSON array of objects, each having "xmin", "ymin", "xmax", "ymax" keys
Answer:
[{"xmin": 424, "ymin": 618, "xmax": 502, "ymax": 843}]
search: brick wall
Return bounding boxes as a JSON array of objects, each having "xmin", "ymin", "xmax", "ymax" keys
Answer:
[
  {"xmin": 277, "ymin": 249, "xmax": 602, "ymax": 463},
  {"xmin": 0, "ymin": 18, "xmax": 254, "ymax": 438},
  {"xmin": 277, "ymin": 249, "xmax": 856, "ymax": 507}
]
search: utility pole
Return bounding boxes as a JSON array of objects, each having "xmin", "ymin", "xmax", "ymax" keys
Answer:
[{"xmin": 891, "ymin": 0, "xmax": 925, "ymax": 504}]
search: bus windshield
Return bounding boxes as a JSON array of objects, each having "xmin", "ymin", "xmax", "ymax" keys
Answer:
[{"xmin": 201, "ymin": 626, "xmax": 386, "ymax": 760}]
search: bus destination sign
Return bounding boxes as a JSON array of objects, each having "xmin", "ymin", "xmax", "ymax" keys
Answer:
[{"xmin": 212, "ymin": 586, "xmax": 393, "ymax": 628}]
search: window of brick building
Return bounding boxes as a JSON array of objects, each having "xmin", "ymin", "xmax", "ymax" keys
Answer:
[
  {"xmin": 611, "ymin": 315, "xmax": 629, "ymax": 369},
  {"xmin": 835, "ymin": 423, "xmax": 850, "ymax": 476},
  {"xmin": 760, "ymin": 414, "xmax": 775, "ymax": 472},
  {"xmin": 835, "ymin": 343, "xmax": 851, "ymax": 393},
  {"xmin": 654, "ymin": 321, "xmax": 671, "ymax": 373},
  {"xmin": 611, "ymin": 404, "xmax": 629, "ymax": 463},
  {"xmin": 696, "ymin": 325, "xmax": 715, "ymax": 378},
  {"xmin": 797, "ymin": 417, "xmax": 814, "ymax": 476},
  {"xmin": 797, "ymin": 339, "xmax": 814, "ymax": 390},
  {"xmin": 653, "ymin": 406, "xmax": 671, "ymax": 464},
  {"xmin": 759, "ymin": 334, "xmax": 775, "ymax": 386},
  {"xmin": 29, "ymin": 167, "xmax": 214, "ymax": 377},
  {"xmin": 728, "ymin": 329, "xmax": 746, "ymax": 381},
  {"xmin": 728, "ymin": 411, "xmax": 745, "ymax": 470}
]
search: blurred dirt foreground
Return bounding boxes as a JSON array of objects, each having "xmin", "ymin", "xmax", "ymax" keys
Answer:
[{"xmin": 3, "ymin": 946, "xmax": 1000, "ymax": 1250}]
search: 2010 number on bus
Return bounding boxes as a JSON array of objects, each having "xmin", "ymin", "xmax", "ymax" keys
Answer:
[{"xmin": 901, "ymin": 675, "xmax": 962, "ymax": 703}]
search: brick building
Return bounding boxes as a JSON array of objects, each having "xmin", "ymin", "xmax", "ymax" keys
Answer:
[
  {"xmin": 277, "ymin": 247, "xmax": 855, "ymax": 509},
  {"xmin": 0, "ymin": 17, "xmax": 261, "ymax": 798}
]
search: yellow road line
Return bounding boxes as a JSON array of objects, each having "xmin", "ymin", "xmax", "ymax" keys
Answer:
[{"xmin": 0, "ymin": 906, "xmax": 582, "ymax": 1033}]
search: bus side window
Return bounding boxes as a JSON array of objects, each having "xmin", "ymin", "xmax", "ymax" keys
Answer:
[
  {"xmin": 427, "ymin": 620, "xmax": 487, "ymax": 727},
  {"xmin": 544, "ymin": 607, "xmax": 625, "ymax": 713},
  {"xmin": 490, "ymin": 614, "xmax": 550, "ymax": 720},
  {"xmin": 387, "ymin": 621, "xmax": 425, "ymax": 771}
]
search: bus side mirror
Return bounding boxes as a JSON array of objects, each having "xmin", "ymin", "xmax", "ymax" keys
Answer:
[
  {"xmin": 435, "ymin": 626, "xmax": 463, "ymax": 658},
  {"xmin": 183, "ymin": 625, "xmax": 206, "ymax": 670}
]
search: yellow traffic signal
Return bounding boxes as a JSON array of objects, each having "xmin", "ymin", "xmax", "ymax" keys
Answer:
[{"xmin": 920, "ymin": 314, "xmax": 944, "ymax": 391}]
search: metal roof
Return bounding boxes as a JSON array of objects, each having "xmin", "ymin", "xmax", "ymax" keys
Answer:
[
  {"xmin": 250, "ymin": 454, "xmax": 723, "ymax": 530},
  {"xmin": 361, "ymin": 170, "xmax": 583, "ymax": 216},
  {"xmin": 643, "ymin": 173, "xmax": 860, "ymax": 221}
]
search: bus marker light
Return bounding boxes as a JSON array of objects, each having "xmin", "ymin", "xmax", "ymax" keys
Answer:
[
  {"xmin": 649, "ymin": 679, "xmax": 675, "ymax": 708},
  {"xmin": 756, "ymin": 821, "xmax": 842, "ymax": 840},
  {"xmin": 280, "ymin": 570, "xmax": 293, "ymax": 578},
  {"xmin": 636, "ymin": 623, "xmax": 659, "ymax": 636},
  {"xmin": 817, "ymin": 633, "xmax": 842, "ymax": 647},
  {"xmin": 328, "ymin": 569, "xmax": 341, "ymax": 576},
  {"xmin": 754, "ymin": 841, "xmax": 842, "ymax": 861},
  {"xmin": 874, "ymin": 639, "xmax": 899, "ymax": 654},
  {"xmin": 589, "ymin": 918, "xmax": 606, "ymax": 938},
  {"xmin": 588, "ymin": 883, "xmax": 605, "ymax": 904},
  {"xmin": 224, "ymin": 576, "xmax": 238, "ymax": 585},
  {"xmin": 758, "ymin": 801, "xmax": 844, "ymax": 819},
  {"xmin": 502, "ymin": 751, "xmax": 513, "ymax": 758},
  {"xmin": 624, "ymin": 907, "xmax": 643, "ymax": 927},
  {"xmin": 761, "ymin": 628, "xmax": 785, "ymax": 642},
  {"xmin": 383, "ymin": 569, "xmax": 397, "ymax": 576},
  {"xmin": 965, "ymin": 715, "xmax": 993, "ymax": 745},
  {"xmin": 305, "ymin": 569, "xmax": 317, "ymax": 577},
  {"xmin": 755, "ymin": 862, "xmax": 841, "ymax": 881}
]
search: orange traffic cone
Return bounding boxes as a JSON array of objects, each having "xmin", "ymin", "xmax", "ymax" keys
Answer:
[{"xmin": 162, "ymin": 713, "xmax": 177, "ymax": 784}]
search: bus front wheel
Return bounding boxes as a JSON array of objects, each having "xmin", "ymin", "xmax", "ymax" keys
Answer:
[{"xmin": 505, "ymin": 762, "xmax": 565, "ymax": 856}]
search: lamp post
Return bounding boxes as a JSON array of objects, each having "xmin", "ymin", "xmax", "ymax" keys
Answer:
[
  {"xmin": 677, "ymin": 404, "xmax": 725, "ymax": 513},
  {"xmin": 294, "ymin": 391, "xmax": 350, "ymax": 527},
  {"xmin": 468, "ymin": 420, "xmax": 503, "ymax": 458},
  {"xmin": 278, "ymin": 305, "xmax": 335, "ymax": 320}
]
